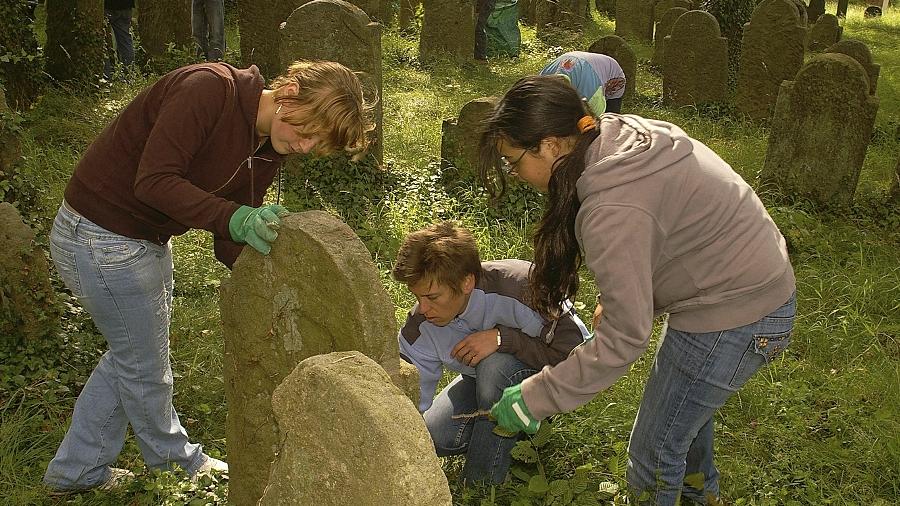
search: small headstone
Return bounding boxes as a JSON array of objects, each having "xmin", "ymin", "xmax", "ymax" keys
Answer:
[
  {"xmin": 536, "ymin": 0, "xmax": 587, "ymax": 36},
  {"xmin": 825, "ymin": 39, "xmax": 880, "ymax": 95},
  {"xmin": 279, "ymin": 0, "xmax": 383, "ymax": 162},
  {"xmin": 221, "ymin": 211, "xmax": 403, "ymax": 506},
  {"xmin": 587, "ymin": 35, "xmax": 636, "ymax": 100},
  {"xmin": 258, "ymin": 352, "xmax": 451, "ymax": 505},
  {"xmin": 652, "ymin": 7, "xmax": 688, "ymax": 66},
  {"xmin": 440, "ymin": 96, "xmax": 499, "ymax": 180},
  {"xmin": 419, "ymin": 0, "xmax": 474, "ymax": 62},
  {"xmin": 808, "ymin": 13, "xmax": 842, "ymax": 52},
  {"xmin": 760, "ymin": 53, "xmax": 879, "ymax": 207},
  {"xmin": 615, "ymin": 0, "xmax": 654, "ymax": 42},
  {"xmin": 663, "ymin": 11, "xmax": 728, "ymax": 106},
  {"xmin": 735, "ymin": 0, "xmax": 808, "ymax": 122},
  {"xmin": 806, "ymin": 0, "xmax": 825, "ymax": 22}
]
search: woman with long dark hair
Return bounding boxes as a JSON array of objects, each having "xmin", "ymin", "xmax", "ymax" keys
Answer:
[{"xmin": 480, "ymin": 76, "xmax": 796, "ymax": 504}]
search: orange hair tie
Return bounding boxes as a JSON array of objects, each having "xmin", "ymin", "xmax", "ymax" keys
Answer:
[{"xmin": 577, "ymin": 115, "xmax": 597, "ymax": 134}]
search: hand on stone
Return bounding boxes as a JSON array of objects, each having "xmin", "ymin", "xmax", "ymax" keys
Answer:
[{"xmin": 451, "ymin": 329, "xmax": 500, "ymax": 367}]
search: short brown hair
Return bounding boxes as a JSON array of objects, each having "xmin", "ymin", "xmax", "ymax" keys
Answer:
[
  {"xmin": 392, "ymin": 222, "xmax": 482, "ymax": 294},
  {"xmin": 269, "ymin": 60, "xmax": 377, "ymax": 158}
]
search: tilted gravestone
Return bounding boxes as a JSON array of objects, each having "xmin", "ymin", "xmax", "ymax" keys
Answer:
[
  {"xmin": 420, "ymin": 0, "xmax": 474, "ymax": 62},
  {"xmin": 257, "ymin": 352, "xmax": 451, "ymax": 505},
  {"xmin": 808, "ymin": 13, "xmax": 842, "ymax": 52},
  {"xmin": 735, "ymin": 0, "xmax": 808, "ymax": 122},
  {"xmin": 221, "ymin": 211, "xmax": 408, "ymax": 506},
  {"xmin": 587, "ymin": 35, "xmax": 636, "ymax": 101},
  {"xmin": 615, "ymin": 0, "xmax": 655, "ymax": 42},
  {"xmin": 760, "ymin": 53, "xmax": 879, "ymax": 207},
  {"xmin": 279, "ymin": 0, "xmax": 383, "ymax": 162},
  {"xmin": 663, "ymin": 11, "xmax": 728, "ymax": 106},
  {"xmin": 652, "ymin": 7, "xmax": 688, "ymax": 66},
  {"xmin": 826, "ymin": 39, "xmax": 880, "ymax": 96},
  {"xmin": 440, "ymin": 96, "xmax": 499, "ymax": 180},
  {"xmin": 806, "ymin": 0, "xmax": 826, "ymax": 22}
]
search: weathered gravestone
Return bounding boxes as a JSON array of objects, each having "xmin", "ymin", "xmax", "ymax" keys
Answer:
[
  {"xmin": 587, "ymin": 35, "xmax": 636, "ymax": 101},
  {"xmin": 279, "ymin": 0, "xmax": 383, "ymax": 162},
  {"xmin": 257, "ymin": 352, "xmax": 451, "ymax": 505},
  {"xmin": 596, "ymin": 0, "xmax": 615, "ymax": 19},
  {"xmin": 615, "ymin": 0, "xmax": 655, "ymax": 42},
  {"xmin": 806, "ymin": 0, "xmax": 826, "ymax": 22},
  {"xmin": 663, "ymin": 11, "xmax": 728, "ymax": 106},
  {"xmin": 440, "ymin": 96, "xmax": 499, "ymax": 180},
  {"xmin": 808, "ymin": 13, "xmax": 842, "ymax": 51},
  {"xmin": 420, "ymin": 0, "xmax": 474, "ymax": 62},
  {"xmin": 735, "ymin": 0, "xmax": 808, "ymax": 121},
  {"xmin": 826, "ymin": 39, "xmax": 880, "ymax": 96},
  {"xmin": 44, "ymin": 0, "xmax": 106, "ymax": 83},
  {"xmin": 221, "ymin": 211, "xmax": 412, "ymax": 506},
  {"xmin": 652, "ymin": 7, "xmax": 688, "ymax": 66},
  {"xmin": 0, "ymin": 203, "xmax": 62, "ymax": 345},
  {"xmin": 536, "ymin": 0, "xmax": 588, "ymax": 35},
  {"xmin": 238, "ymin": 0, "xmax": 381, "ymax": 78},
  {"xmin": 654, "ymin": 0, "xmax": 692, "ymax": 24},
  {"xmin": 760, "ymin": 53, "xmax": 879, "ymax": 207}
]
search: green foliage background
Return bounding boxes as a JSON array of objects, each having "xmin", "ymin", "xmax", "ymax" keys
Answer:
[{"xmin": 0, "ymin": 1, "xmax": 898, "ymax": 505}]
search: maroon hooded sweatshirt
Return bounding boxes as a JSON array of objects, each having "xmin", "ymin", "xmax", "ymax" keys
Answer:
[{"xmin": 64, "ymin": 62, "xmax": 283, "ymax": 268}]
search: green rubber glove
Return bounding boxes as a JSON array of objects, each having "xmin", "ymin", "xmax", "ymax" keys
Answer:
[
  {"xmin": 490, "ymin": 383, "xmax": 541, "ymax": 435},
  {"xmin": 228, "ymin": 205, "xmax": 288, "ymax": 255}
]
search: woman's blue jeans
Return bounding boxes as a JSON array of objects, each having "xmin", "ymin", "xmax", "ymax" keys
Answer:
[
  {"xmin": 627, "ymin": 293, "xmax": 796, "ymax": 504},
  {"xmin": 191, "ymin": 0, "xmax": 225, "ymax": 61},
  {"xmin": 43, "ymin": 204, "xmax": 206, "ymax": 490},
  {"xmin": 424, "ymin": 352, "xmax": 537, "ymax": 484}
]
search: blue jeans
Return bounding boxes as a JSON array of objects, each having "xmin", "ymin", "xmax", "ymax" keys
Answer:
[
  {"xmin": 192, "ymin": 0, "xmax": 225, "ymax": 61},
  {"xmin": 627, "ymin": 293, "xmax": 796, "ymax": 504},
  {"xmin": 43, "ymin": 204, "xmax": 206, "ymax": 491},
  {"xmin": 104, "ymin": 8, "xmax": 133, "ymax": 71},
  {"xmin": 425, "ymin": 352, "xmax": 537, "ymax": 484}
]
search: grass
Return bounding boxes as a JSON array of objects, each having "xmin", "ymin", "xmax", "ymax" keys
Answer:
[{"xmin": 1, "ymin": 2, "xmax": 899, "ymax": 505}]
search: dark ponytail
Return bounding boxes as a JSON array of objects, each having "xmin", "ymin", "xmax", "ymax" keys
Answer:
[{"xmin": 478, "ymin": 75, "xmax": 600, "ymax": 319}]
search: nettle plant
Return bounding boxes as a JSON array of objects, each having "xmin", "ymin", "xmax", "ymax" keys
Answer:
[{"xmin": 495, "ymin": 423, "xmax": 627, "ymax": 506}]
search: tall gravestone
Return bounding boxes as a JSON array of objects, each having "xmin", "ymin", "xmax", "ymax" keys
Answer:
[
  {"xmin": 663, "ymin": 11, "xmax": 728, "ymax": 106},
  {"xmin": 760, "ymin": 54, "xmax": 879, "ymax": 207},
  {"xmin": 420, "ymin": 0, "xmax": 474, "ymax": 62},
  {"xmin": 806, "ymin": 0, "xmax": 826, "ymax": 22},
  {"xmin": 137, "ymin": 0, "xmax": 192, "ymax": 59},
  {"xmin": 279, "ymin": 0, "xmax": 383, "ymax": 162},
  {"xmin": 652, "ymin": 7, "xmax": 688, "ymax": 66},
  {"xmin": 45, "ymin": 0, "xmax": 106, "ymax": 83},
  {"xmin": 808, "ymin": 13, "xmax": 842, "ymax": 52},
  {"xmin": 735, "ymin": 0, "xmax": 808, "ymax": 122},
  {"xmin": 615, "ymin": 0, "xmax": 655, "ymax": 42},
  {"xmin": 257, "ymin": 352, "xmax": 452, "ymax": 505},
  {"xmin": 221, "ymin": 211, "xmax": 404, "ymax": 506},
  {"xmin": 587, "ymin": 35, "xmax": 636, "ymax": 101},
  {"xmin": 826, "ymin": 40, "xmax": 880, "ymax": 96},
  {"xmin": 441, "ymin": 97, "xmax": 499, "ymax": 180}
]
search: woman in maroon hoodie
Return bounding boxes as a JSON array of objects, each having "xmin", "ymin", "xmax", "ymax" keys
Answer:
[
  {"xmin": 44, "ymin": 60, "xmax": 375, "ymax": 494},
  {"xmin": 478, "ymin": 76, "xmax": 795, "ymax": 504}
]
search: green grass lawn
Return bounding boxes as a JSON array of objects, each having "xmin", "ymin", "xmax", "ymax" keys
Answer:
[{"xmin": 1, "ymin": 2, "xmax": 899, "ymax": 505}]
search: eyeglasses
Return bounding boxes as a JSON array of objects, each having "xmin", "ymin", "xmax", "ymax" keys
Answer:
[{"xmin": 499, "ymin": 149, "xmax": 528, "ymax": 176}]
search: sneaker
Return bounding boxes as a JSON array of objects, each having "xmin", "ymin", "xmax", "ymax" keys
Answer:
[
  {"xmin": 47, "ymin": 467, "xmax": 135, "ymax": 496},
  {"xmin": 192, "ymin": 456, "xmax": 228, "ymax": 482}
]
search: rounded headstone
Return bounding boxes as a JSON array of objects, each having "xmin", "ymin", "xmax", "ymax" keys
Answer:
[{"xmin": 587, "ymin": 35, "xmax": 636, "ymax": 99}]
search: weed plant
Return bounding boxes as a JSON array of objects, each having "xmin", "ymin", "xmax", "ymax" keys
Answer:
[{"xmin": 1, "ymin": 2, "xmax": 898, "ymax": 505}]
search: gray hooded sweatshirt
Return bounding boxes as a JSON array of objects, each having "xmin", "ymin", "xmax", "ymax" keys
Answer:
[{"xmin": 521, "ymin": 115, "xmax": 796, "ymax": 419}]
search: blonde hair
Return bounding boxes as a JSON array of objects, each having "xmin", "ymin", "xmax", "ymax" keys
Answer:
[
  {"xmin": 269, "ymin": 60, "xmax": 377, "ymax": 157},
  {"xmin": 392, "ymin": 222, "xmax": 482, "ymax": 295}
]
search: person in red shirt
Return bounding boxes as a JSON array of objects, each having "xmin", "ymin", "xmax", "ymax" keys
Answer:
[{"xmin": 44, "ymin": 60, "xmax": 375, "ymax": 494}]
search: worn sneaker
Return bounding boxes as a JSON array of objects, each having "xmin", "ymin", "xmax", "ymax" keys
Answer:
[
  {"xmin": 192, "ymin": 456, "xmax": 228, "ymax": 482},
  {"xmin": 47, "ymin": 467, "xmax": 135, "ymax": 496}
]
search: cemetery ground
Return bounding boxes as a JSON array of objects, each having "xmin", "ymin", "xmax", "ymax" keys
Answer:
[{"xmin": 2, "ymin": 3, "xmax": 899, "ymax": 505}]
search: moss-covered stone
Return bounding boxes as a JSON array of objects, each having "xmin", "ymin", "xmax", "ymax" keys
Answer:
[
  {"xmin": 587, "ymin": 35, "xmax": 636, "ymax": 101},
  {"xmin": 663, "ymin": 10, "xmax": 728, "ymax": 106}
]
